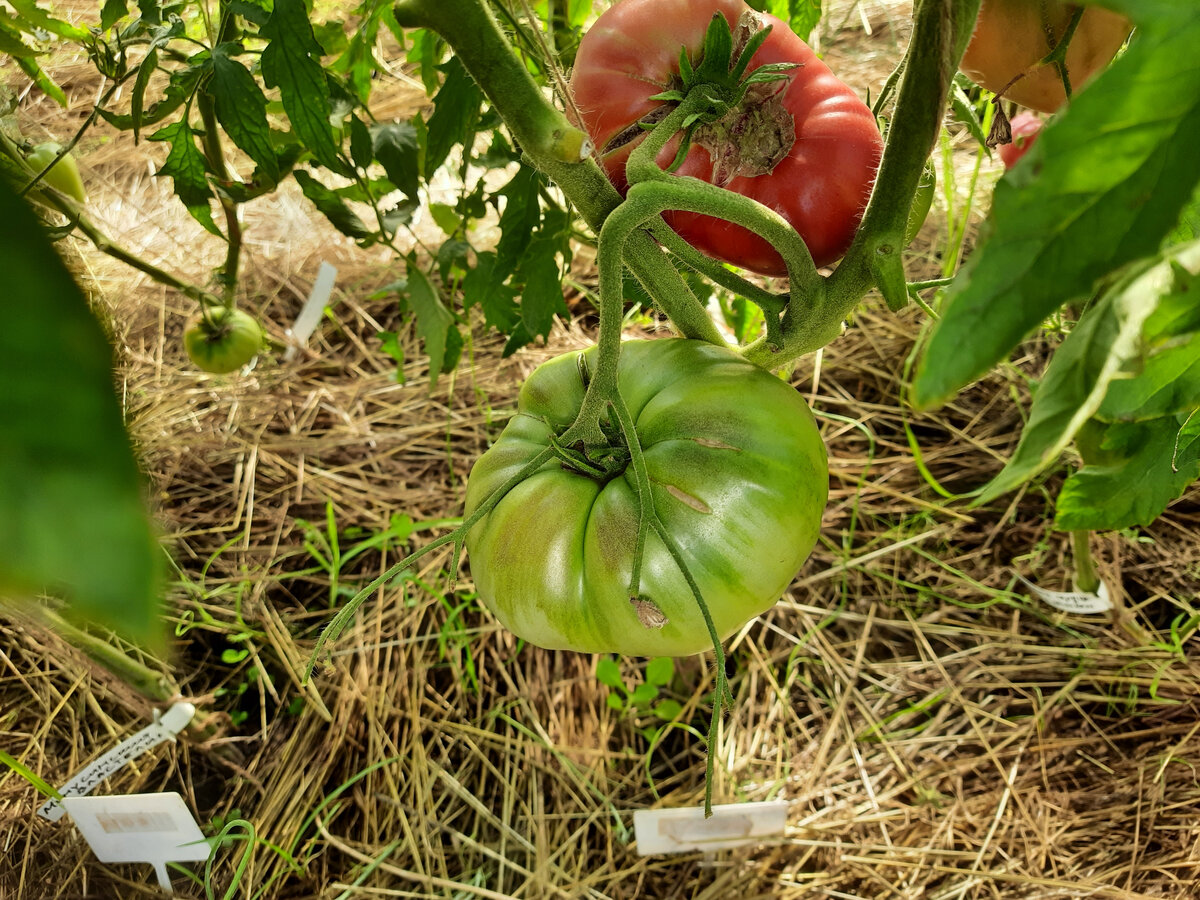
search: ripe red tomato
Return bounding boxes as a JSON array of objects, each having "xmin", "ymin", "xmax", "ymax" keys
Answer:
[
  {"xmin": 961, "ymin": 0, "xmax": 1131, "ymax": 113},
  {"xmin": 998, "ymin": 111, "xmax": 1042, "ymax": 168},
  {"xmin": 570, "ymin": 0, "xmax": 883, "ymax": 276}
]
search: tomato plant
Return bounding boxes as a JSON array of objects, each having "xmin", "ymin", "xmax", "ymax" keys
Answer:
[
  {"xmin": 463, "ymin": 339, "xmax": 827, "ymax": 657},
  {"xmin": 960, "ymin": 0, "xmax": 1131, "ymax": 112},
  {"xmin": 184, "ymin": 308, "xmax": 264, "ymax": 374},
  {"xmin": 998, "ymin": 111, "xmax": 1042, "ymax": 167},
  {"xmin": 25, "ymin": 142, "xmax": 86, "ymax": 204},
  {"xmin": 570, "ymin": 0, "xmax": 883, "ymax": 276}
]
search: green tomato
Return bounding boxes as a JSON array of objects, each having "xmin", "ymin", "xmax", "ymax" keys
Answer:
[
  {"xmin": 26, "ymin": 142, "xmax": 87, "ymax": 205},
  {"xmin": 464, "ymin": 339, "xmax": 828, "ymax": 657},
  {"xmin": 184, "ymin": 308, "xmax": 264, "ymax": 374}
]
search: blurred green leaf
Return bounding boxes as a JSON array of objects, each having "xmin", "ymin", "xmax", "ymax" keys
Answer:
[
  {"xmin": 914, "ymin": 2, "xmax": 1200, "ymax": 408},
  {"xmin": 1056, "ymin": 415, "xmax": 1200, "ymax": 531},
  {"xmin": 0, "ymin": 178, "xmax": 160, "ymax": 643},
  {"xmin": 293, "ymin": 169, "xmax": 372, "ymax": 239},
  {"xmin": 976, "ymin": 243, "xmax": 1200, "ymax": 504},
  {"xmin": 423, "ymin": 56, "xmax": 483, "ymax": 180}
]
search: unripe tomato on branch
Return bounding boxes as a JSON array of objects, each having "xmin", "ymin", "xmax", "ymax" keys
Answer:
[
  {"xmin": 569, "ymin": 0, "xmax": 883, "ymax": 277},
  {"xmin": 960, "ymin": 0, "xmax": 1132, "ymax": 113}
]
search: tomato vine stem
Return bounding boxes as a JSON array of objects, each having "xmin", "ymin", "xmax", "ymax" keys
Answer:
[
  {"xmin": 304, "ymin": 444, "xmax": 556, "ymax": 680},
  {"xmin": 392, "ymin": 0, "xmax": 725, "ymax": 347}
]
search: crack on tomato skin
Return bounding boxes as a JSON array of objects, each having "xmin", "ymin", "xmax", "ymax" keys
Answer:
[
  {"xmin": 630, "ymin": 595, "xmax": 669, "ymax": 629},
  {"xmin": 663, "ymin": 483, "xmax": 713, "ymax": 514},
  {"xmin": 688, "ymin": 437, "xmax": 741, "ymax": 451}
]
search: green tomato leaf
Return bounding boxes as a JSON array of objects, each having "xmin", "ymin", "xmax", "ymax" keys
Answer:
[
  {"xmin": 462, "ymin": 251, "xmax": 520, "ymax": 333},
  {"xmin": 423, "ymin": 56, "xmax": 482, "ymax": 180},
  {"xmin": 372, "ymin": 121, "xmax": 421, "ymax": 201},
  {"xmin": 148, "ymin": 120, "xmax": 220, "ymax": 236},
  {"xmin": 1055, "ymin": 415, "xmax": 1200, "ymax": 531},
  {"xmin": 645, "ymin": 656, "xmax": 675, "ymax": 687},
  {"xmin": 977, "ymin": 242, "xmax": 1200, "ymax": 504},
  {"xmin": 260, "ymin": 0, "xmax": 345, "ymax": 174},
  {"xmin": 1098, "ymin": 334, "xmax": 1200, "ymax": 422},
  {"xmin": 403, "ymin": 268, "xmax": 458, "ymax": 388},
  {"xmin": 913, "ymin": 2, "xmax": 1200, "ymax": 408},
  {"xmin": 516, "ymin": 237, "xmax": 567, "ymax": 340},
  {"xmin": 348, "ymin": 115, "xmax": 373, "ymax": 171},
  {"xmin": 292, "ymin": 169, "xmax": 372, "ymax": 240},
  {"xmin": 14, "ymin": 56, "xmax": 67, "ymax": 107},
  {"xmin": 130, "ymin": 47, "xmax": 158, "ymax": 143},
  {"xmin": 0, "ymin": 19, "xmax": 39, "ymax": 58},
  {"xmin": 596, "ymin": 656, "xmax": 624, "ymax": 690},
  {"xmin": 494, "ymin": 166, "xmax": 543, "ymax": 282},
  {"xmin": 211, "ymin": 46, "xmax": 281, "ymax": 185},
  {"xmin": 100, "ymin": 0, "xmax": 128, "ymax": 30},
  {"xmin": 101, "ymin": 58, "xmax": 200, "ymax": 132},
  {"xmin": 6, "ymin": 0, "xmax": 90, "ymax": 41},
  {"xmin": 755, "ymin": 0, "xmax": 822, "ymax": 44},
  {"xmin": 0, "ymin": 179, "xmax": 161, "ymax": 643}
]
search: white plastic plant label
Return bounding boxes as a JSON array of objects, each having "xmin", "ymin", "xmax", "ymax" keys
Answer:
[
  {"xmin": 38, "ymin": 702, "xmax": 196, "ymax": 822},
  {"xmin": 63, "ymin": 792, "xmax": 210, "ymax": 893},
  {"xmin": 284, "ymin": 261, "xmax": 338, "ymax": 360},
  {"xmin": 633, "ymin": 800, "xmax": 788, "ymax": 855},
  {"xmin": 1015, "ymin": 573, "xmax": 1113, "ymax": 614}
]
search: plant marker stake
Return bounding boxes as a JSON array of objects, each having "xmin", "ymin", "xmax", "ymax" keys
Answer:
[
  {"xmin": 37, "ymin": 702, "xmax": 196, "ymax": 822},
  {"xmin": 63, "ymin": 792, "xmax": 210, "ymax": 894},
  {"xmin": 632, "ymin": 800, "xmax": 788, "ymax": 855},
  {"xmin": 284, "ymin": 261, "xmax": 338, "ymax": 361},
  {"xmin": 1014, "ymin": 572, "xmax": 1112, "ymax": 615}
]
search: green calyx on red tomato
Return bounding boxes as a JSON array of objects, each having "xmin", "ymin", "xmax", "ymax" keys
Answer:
[
  {"xmin": 184, "ymin": 308, "xmax": 264, "ymax": 374},
  {"xmin": 961, "ymin": 0, "xmax": 1132, "ymax": 113},
  {"xmin": 570, "ymin": 0, "xmax": 883, "ymax": 277},
  {"xmin": 26, "ymin": 142, "xmax": 87, "ymax": 205},
  {"xmin": 464, "ymin": 339, "xmax": 828, "ymax": 657}
]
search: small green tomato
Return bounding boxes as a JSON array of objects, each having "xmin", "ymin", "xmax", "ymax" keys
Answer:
[
  {"xmin": 26, "ymin": 142, "xmax": 87, "ymax": 205},
  {"xmin": 184, "ymin": 308, "xmax": 264, "ymax": 374}
]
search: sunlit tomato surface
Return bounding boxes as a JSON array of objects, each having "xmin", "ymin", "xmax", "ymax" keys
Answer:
[
  {"xmin": 961, "ymin": 0, "xmax": 1131, "ymax": 113},
  {"xmin": 570, "ymin": 0, "xmax": 883, "ymax": 276},
  {"xmin": 998, "ymin": 111, "xmax": 1043, "ymax": 168},
  {"xmin": 184, "ymin": 308, "xmax": 264, "ymax": 374},
  {"xmin": 464, "ymin": 339, "xmax": 828, "ymax": 657},
  {"xmin": 26, "ymin": 142, "xmax": 87, "ymax": 204}
]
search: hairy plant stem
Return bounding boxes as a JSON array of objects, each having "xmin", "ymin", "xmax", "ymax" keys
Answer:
[
  {"xmin": 0, "ymin": 597, "xmax": 177, "ymax": 701},
  {"xmin": 744, "ymin": 0, "xmax": 983, "ymax": 367},
  {"xmin": 306, "ymin": 445, "xmax": 556, "ymax": 680},
  {"xmin": 624, "ymin": 91, "xmax": 824, "ymax": 323},
  {"xmin": 391, "ymin": 0, "xmax": 724, "ymax": 347},
  {"xmin": 0, "ymin": 130, "xmax": 223, "ymax": 306},
  {"xmin": 199, "ymin": 2, "xmax": 244, "ymax": 308}
]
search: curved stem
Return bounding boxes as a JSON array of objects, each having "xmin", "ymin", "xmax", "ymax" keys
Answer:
[
  {"xmin": 627, "ymin": 93, "xmax": 824, "ymax": 310},
  {"xmin": 746, "ymin": 0, "xmax": 982, "ymax": 367},
  {"xmin": 607, "ymin": 394, "xmax": 650, "ymax": 597},
  {"xmin": 305, "ymin": 444, "xmax": 556, "ymax": 679},
  {"xmin": 647, "ymin": 221, "xmax": 785, "ymax": 323},
  {"xmin": 392, "ymin": 0, "xmax": 722, "ymax": 342},
  {"xmin": 648, "ymin": 516, "xmax": 732, "ymax": 818}
]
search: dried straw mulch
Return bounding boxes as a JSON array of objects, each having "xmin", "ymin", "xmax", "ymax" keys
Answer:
[{"xmin": 3, "ymin": 3, "xmax": 1200, "ymax": 898}]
